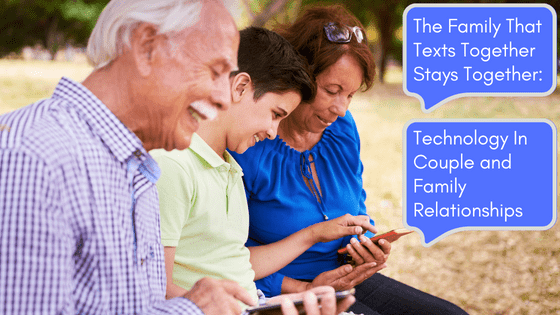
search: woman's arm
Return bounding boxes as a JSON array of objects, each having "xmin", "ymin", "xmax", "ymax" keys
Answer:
[
  {"xmin": 249, "ymin": 214, "xmax": 377, "ymax": 280},
  {"xmin": 280, "ymin": 262, "xmax": 385, "ymax": 293},
  {"xmin": 163, "ymin": 247, "xmax": 188, "ymax": 299},
  {"xmin": 281, "ymin": 277, "xmax": 314, "ymax": 294}
]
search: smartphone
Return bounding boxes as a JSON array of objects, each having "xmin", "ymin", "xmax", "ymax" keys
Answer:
[
  {"xmin": 337, "ymin": 228, "xmax": 414, "ymax": 254},
  {"xmin": 245, "ymin": 289, "xmax": 355, "ymax": 314}
]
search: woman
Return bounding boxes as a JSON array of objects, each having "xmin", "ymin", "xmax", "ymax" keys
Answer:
[
  {"xmin": 230, "ymin": 6, "xmax": 468, "ymax": 315},
  {"xmin": 151, "ymin": 26, "xmax": 374, "ymax": 311}
]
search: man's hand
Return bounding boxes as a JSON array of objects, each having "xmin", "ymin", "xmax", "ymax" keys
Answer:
[
  {"xmin": 269, "ymin": 286, "xmax": 355, "ymax": 315},
  {"xmin": 184, "ymin": 277, "xmax": 256, "ymax": 315},
  {"xmin": 307, "ymin": 262, "xmax": 386, "ymax": 291},
  {"xmin": 310, "ymin": 214, "xmax": 377, "ymax": 243}
]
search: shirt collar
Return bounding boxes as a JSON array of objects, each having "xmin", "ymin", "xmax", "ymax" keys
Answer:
[
  {"xmin": 189, "ymin": 133, "xmax": 243, "ymax": 174},
  {"xmin": 52, "ymin": 77, "xmax": 147, "ymax": 163}
]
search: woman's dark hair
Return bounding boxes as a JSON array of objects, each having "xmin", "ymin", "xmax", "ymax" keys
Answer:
[
  {"xmin": 275, "ymin": 5, "xmax": 376, "ymax": 91},
  {"xmin": 233, "ymin": 26, "xmax": 315, "ymax": 102}
]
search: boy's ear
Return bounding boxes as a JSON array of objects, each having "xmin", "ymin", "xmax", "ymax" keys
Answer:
[{"xmin": 231, "ymin": 72, "xmax": 252, "ymax": 103}]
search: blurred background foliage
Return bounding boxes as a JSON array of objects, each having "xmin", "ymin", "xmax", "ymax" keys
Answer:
[
  {"xmin": 1, "ymin": 2, "xmax": 559, "ymax": 313},
  {"xmin": 1, "ymin": 0, "xmax": 559, "ymax": 82},
  {"xmin": 0, "ymin": 0, "xmax": 109, "ymax": 58}
]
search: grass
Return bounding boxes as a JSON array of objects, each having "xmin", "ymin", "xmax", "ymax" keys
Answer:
[
  {"xmin": 1, "ymin": 60, "xmax": 559, "ymax": 315},
  {"xmin": 351, "ymin": 66, "xmax": 560, "ymax": 315},
  {"xmin": 0, "ymin": 60, "xmax": 93, "ymax": 113}
]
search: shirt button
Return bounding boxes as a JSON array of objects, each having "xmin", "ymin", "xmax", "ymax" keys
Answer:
[{"xmin": 141, "ymin": 258, "xmax": 145, "ymax": 266}]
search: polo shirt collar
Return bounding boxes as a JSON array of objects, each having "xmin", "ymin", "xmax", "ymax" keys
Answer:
[{"xmin": 189, "ymin": 133, "xmax": 243, "ymax": 174}]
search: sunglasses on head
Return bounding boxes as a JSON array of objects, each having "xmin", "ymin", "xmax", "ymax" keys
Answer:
[{"xmin": 323, "ymin": 22, "xmax": 364, "ymax": 44}]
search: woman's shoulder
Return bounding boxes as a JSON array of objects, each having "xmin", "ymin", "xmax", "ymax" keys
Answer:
[
  {"xmin": 229, "ymin": 139, "xmax": 274, "ymax": 185},
  {"xmin": 230, "ymin": 136, "xmax": 293, "ymax": 166},
  {"xmin": 330, "ymin": 110, "xmax": 357, "ymax": 132},
  {"xmin": 229, "ymin": 140, "xmax": 266, "ymax": 170},
  {"xmin": 230, "ymin": 137, "xmax": 296, "ymax": 189},
  {"xmin": 320, "ymin": 110, "xmax": 360, "ymax": 148}
]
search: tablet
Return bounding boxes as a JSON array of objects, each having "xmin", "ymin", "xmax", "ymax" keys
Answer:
[{"xmin": 245, "ymin": 289, "xmax": 355, "ymax": 314}]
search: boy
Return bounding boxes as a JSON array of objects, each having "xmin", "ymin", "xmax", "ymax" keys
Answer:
[{"xmin": 151, "ymin": 27, "xmax": 374, "ymax": 306}]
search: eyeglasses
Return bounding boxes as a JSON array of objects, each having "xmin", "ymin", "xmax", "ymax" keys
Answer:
[{"xmin": 323, "ymin": 22, "xmax": 364, "ymax": 44}]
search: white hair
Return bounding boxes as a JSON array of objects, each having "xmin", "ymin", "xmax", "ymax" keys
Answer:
[{"xmin": 87, "ymin": 0, "xmax": 204, "ymax": 69}]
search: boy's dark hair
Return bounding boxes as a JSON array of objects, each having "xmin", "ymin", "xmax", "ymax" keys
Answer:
[{"xmin": 232, "ymin": 26, "xmax": 315, "ymax": 102}]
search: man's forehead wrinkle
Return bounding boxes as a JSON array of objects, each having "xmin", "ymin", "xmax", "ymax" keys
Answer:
[
  {"xmin": 227, "ymin": 58, "xmax": 238, "ymax": 72},
  {"xmin": 203, "ymin": 31, "xmax": 238, "ymax": 70},
  {"xmin": 187, "ymin": 6, "xmax": 237, "ymax": 52},
  {"xmin": 204, "ymin": 24, "xmax": 237, "ymax": 49},
  {"xmin": 166, "ymin": 0, "xmax": 238, "ymax": 72}
]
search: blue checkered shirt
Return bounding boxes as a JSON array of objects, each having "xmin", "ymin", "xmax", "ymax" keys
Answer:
[{"xmin": 0, "ymin": 77, "xmax": 204, "ymax": 314}]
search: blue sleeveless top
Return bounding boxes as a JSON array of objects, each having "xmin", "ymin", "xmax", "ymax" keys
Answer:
[{"xmin": 230, "ymin": 110, "xmax": 374, "ymax": 297}]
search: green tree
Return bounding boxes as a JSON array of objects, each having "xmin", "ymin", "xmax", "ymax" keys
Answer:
[
  {"xmin": 0, "ymin": 0, "xmax": 109, "ymax": 59},
  {"xmin": 348, "ymin": 0, "xmax": 410, "ymax": 83},
  {"xmin": 244, "ymin": 0, "xmax": 408, "ymax": 83},
  {"xmin": 245, "ymin": 0, "xmax": 559, "ymax": 82}
]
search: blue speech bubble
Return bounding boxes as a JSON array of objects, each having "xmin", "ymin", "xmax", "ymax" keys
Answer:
[
  {"xmin": 403, "ymin": 119, "xmax": 557, "ymax": 247},
  {"xmin": 403, "ymin": 4, "xmax": 557, "ymax": 112}
]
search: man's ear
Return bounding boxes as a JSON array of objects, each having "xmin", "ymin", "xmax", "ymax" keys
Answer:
[
  {"xmin": 130, "ymin": 22, "xmax": 160, "ymax": 77},
  {"xmin": 231, "ymin": 72, "xmax": 252, "ymax": 103}
]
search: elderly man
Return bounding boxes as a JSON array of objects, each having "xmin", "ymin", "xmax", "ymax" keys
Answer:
[{"xmin": 0, "ymin": 0, "xmax": 353, "ymax": 314}]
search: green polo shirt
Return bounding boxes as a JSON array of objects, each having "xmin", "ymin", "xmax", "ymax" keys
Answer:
[{"xmin": 151, "ymin": 133, "xmax": 258, "ymax": 302}]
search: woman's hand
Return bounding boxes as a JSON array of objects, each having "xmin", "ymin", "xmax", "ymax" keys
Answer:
[
  {"xmin": 344, "ymin": 235, "xmax": 391, "ymax": 266},
  {"xmin": 306, "ymin": 261, "xmax": 386, "ymax": 291},
  {"xmin": 249, "ymin": 215, "xmax": 376, "ymax": 280},
  {"xmin": 309, "ymin": 214, "xmax": 377, "ymax": 243}
]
